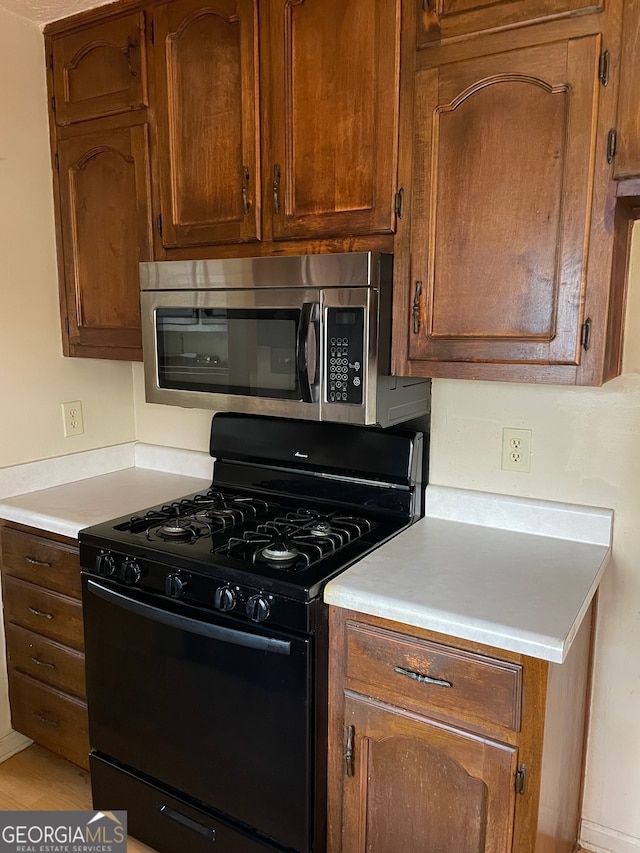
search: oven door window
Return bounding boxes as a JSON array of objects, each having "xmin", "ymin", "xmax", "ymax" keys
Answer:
[{"xmin": 156, "ymin": 308, "xmax": 300, "ymax": 399}]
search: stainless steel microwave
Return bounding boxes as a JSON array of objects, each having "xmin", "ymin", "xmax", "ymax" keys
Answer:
[{"xmin": 140, "ymin": 252, "xmax": 430, "ymax": 427}]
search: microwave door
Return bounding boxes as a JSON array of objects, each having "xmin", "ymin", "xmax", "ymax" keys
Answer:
[{"xmin": 141, "ymin": 289, "xmax": 323, "ymax": 419}]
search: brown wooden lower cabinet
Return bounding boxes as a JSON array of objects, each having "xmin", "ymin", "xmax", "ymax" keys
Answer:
[
  {"xmin": 1, "ymin": 523, "xmax": 89, "ymax": 770},
  {"xmin": 328, "ymin": 607, "xmax": 594, "ymax": 853}
]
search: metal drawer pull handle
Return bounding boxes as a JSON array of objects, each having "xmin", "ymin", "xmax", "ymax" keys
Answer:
[
  {"xmin": 25, "ymin": 556, "xmax": 52, "ymax": 567},
  {"xmin": 31, "ymin": 656, "xmax": 55, "ymax": 669},
  {"xmin": 344, "ymin": 724, "xmax": 355, "ymax": 777},
  {"xmin": 394, "ymin": 665, "xmax": 452, "ymax": 688},
  {"xmin": 412, "ymin": 280, "xmax": 422, "ymax": 334},
  {"xmin": 35, "ymin": 712, "xmax": 60, "ymax": 726},
  {"xmin": 273, "ymin": 163, "xmax": 281, "ymax": 214},
  {"xmin": 158, "ymin": 804, "xmax": 216, "ymax": 841},
  {"xmin": 28, "ymin": 607, "xmax": 53, "ymax": 620},
  {"xmin": 241, "ymin": 165, "xmax": 250, "ymax": 215}
]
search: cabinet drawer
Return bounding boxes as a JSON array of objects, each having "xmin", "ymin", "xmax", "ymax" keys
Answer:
[
  {"xmin": 2, "ymin": 576, "xmax": 84, "ymax": 650},
  {"xmin": 5, "ymin": 623, "xmax": 86, "ymax": 699},
  {"xmin": 2, "ymin": 528, "xmax": 81, "ymax": 598},
  {"xmin": 8, "ymin": 670, "xmax": 89, "ymax": 770},
  {"xmin": 345, "ymin": 620, "xmax": 522, "ymax": 732}
]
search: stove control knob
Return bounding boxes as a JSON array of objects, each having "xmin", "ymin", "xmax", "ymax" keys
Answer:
[
  {"xmin": 246, "ymin": 594, "xmax": 270, "ymax": 623},
  {"xmin": 165, "ymin": 573, "xmax": 187, "ymax": 597},
  {"xmin": 214, "ymin": 585, "xmax": 236, "ymax": 612},
  {"xmin": 95, "ymin": 553, "xmax": 117, "ymax": 577},
  {"xmin": 122, "ymin": 559, "xmax": 142, "ymax": 585}
]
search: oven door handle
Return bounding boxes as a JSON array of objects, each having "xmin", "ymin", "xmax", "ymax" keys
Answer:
[
  {"xmin": 86, "ymin": 579, "xmax": 292, "ymax": 655},
  {"xmin": 297, "ymin": 301, "xmax": 320, "ymax": 403}
]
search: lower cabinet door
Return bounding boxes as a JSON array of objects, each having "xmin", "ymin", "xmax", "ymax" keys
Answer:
[{"xmin": 341, "ymin": 692, "xmax": 518, "ymax": 853}]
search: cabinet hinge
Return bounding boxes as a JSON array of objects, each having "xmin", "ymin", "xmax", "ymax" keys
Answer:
[
  {"xmin": 157, "ymin": 214, "xmax": 163, "ymax": 237},
  {"xmin": 54, "ymin": 152, "xmax": 59, "ymax": 171},
  {"xmin": 64, "ymin": 317, "xmax": 69, "ymax": 334},
  {"xmin": 149, "ymin": 19, "xmax": 154, "ymax": 44},
  {"xmin": 598, "ymin": 50, "xmax": 610, "ymax": 86},
  {"xmin": 581, "ymin": 317, "xmax": 592, "ymax": 351},
  {"xmin": 394, "ymin": 187, "xmax": 405, "ymax": 219},
  {"xmin": 607, "ymin": 129, "xmax": 617, "ymax": 164},
  {"xmin": 51, "ymin": 95, "xmax": 56, "ymax": 114},
  {"xmin": 515, "ymin": 764, "xmax": 527, "ymax": 795}
]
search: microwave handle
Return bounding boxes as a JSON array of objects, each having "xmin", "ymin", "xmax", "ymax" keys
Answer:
[{"xmin": 297, "ymin": 302, "xmax": 320, "ymax": 403}]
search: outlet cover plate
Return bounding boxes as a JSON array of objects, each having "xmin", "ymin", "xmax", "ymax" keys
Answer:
[{"xmin": 501, "ymin": 427, "xmax": 531, "ymax": 473}]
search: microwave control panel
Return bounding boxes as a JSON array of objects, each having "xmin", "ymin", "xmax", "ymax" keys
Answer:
[{"xmin": 325, "ymin": 307, "xmax": 364, "ymax": 405}]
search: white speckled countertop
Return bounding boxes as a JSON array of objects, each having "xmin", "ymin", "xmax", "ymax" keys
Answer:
[
  {"xmin": 0, "ymin": 446, "xmax": 612, "ymax": 665},
  {"xmin": 0, "ymin": 443, "xmax": 212, "ymax": 538},
  {"xmin": 324, "ymin": 485, "xmax": 613, "ymax": 664}
]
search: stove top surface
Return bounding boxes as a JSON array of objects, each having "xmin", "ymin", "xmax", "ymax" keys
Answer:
[{"xmin": 79, "ymin": 486, "xmax": 407, "ymax": 603}]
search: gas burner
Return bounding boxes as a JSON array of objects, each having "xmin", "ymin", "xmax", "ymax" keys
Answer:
[
  {"xmin": 261, "ymin": 540, "xmax": 301, "ymax": 563},
  {"xmin": 155, "ymin": 521, "xmax": 199, "ymax": 543},
  {"xmin": 309, "ymin": 521, "xmax": 332, "ymax": 536}
]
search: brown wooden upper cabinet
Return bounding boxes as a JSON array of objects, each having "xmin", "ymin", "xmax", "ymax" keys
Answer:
[
  {"xmin": 408, "ymin": 39, "xmax": 598, "ymax": 369},
  {"xmin": 150, "ymin": 0, "xmax": 402, "ymax": 249},
  {"xmin": 416, "ymin": 0, "xmax": 602, "ymax": 48},
  {"xmin": 56, "ymin": 119, "xmax": 153, "ymax": 359},
  {"xmin": 264, "ymin": 0, "xmax": 401, "ymax": 240},
  {"xmin": 614, "ymin": 0, "xmax": 640, "ymax": 180},
  {"xmin": 150, "ymin": 0, "xmax": 261, "ymax": 247},
  {"xmin": 393, "ymin": 0, "xmax": 629, "ymax": 386},
  {"xmin": 51, "ymin": 12, "xmax": 148, "ymax": 125}
]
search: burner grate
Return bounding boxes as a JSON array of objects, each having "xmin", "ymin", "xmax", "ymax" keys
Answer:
[{"xmin": 214, "ymin": 511, "xmax": 375, "ymax": 571}]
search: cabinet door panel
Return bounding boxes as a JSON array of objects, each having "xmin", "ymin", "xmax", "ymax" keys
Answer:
[
  {"xmin": 341, "ymin": 693, "xmax": 518, "ymax": 853},
  {"xmin": 614, "ymin": 0, "xmax": 640, "ymax": 179},
  {"xmin": 406, "ymin": 37, "xmax": 598, "ymax": 367},
  {"xmin": 267, "ymin": 0, "xmax": 400, "ymax": 239},
  {"xmin": 417, "ymin": 0, "xmax": 602, "ymax": 48},
  {"xmin": 152, "ymin": 0, "xmax": 260, "ymax": 247},
  {"xmin": 52, "ymin": 13, "xmax": 147, "ymax": 125},
  {"xmin": 57, "ymin": 122, "xmax": 151, "ymax": 358}
]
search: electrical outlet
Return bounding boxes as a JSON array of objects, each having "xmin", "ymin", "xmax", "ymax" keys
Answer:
[
  {"xmin": 501, "ymin": 427, "xmax": 531, "ymax": 473},
  {"xmin": 62, "ymin": 401, "xmax": 84, "ymax": 437}
]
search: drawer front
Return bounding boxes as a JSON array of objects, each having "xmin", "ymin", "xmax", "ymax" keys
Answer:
[
  {"xmin": 345, "ymin": 620, "xmax": 522, "ymax": 732},
  {"xmin": 8, "ymin": 670, "xmax": 89, "ymax": 770},
  {"xmin": 2, "ymin": 576, "xmax": 84, "ymax": 650},
  {"xmin": 5, "ymin": 623, "xmax": 86, "ymax": 699},
  {"xmin": 2, "ymin": 528, "xmax": 81, "ymax": 598}
]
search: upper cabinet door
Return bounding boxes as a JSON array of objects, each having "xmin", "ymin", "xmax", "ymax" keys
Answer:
[
  {"xmin": 51, "ymin": 13, "xmax": 148, "ymax": 125},
  {"xmin": 404, "ymin": 36, "xmax": 600, "ymax": 370},
  {"xmin": 265, "ymin": 0, "xmax": 401, "ymax": 240},
  {"xmin": 417, "ymin": 0, "xmax": 602, "ymax": 48},
  {"xmin": 151, "ymin": 0, "xmax": 260, "ymax": 247},
  {"xmin": 57, "ymin": 121, "xmax": 152, "ymax": 359}
]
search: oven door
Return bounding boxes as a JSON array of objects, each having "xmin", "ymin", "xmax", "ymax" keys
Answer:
[
  {"xmin": 141, "ymin": 288, "xmax": 321, "ymax": 419},
  {"xmin": 82, "ymin": 576, "xmax": 313, "ymax": 853}
]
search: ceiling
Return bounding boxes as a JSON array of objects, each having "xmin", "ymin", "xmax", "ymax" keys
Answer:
[{"xmin": 1, "ymin": 0, "xmax": 109, "ymax": 26}]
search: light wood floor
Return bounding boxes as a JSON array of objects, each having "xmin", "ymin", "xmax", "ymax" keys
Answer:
[{"xmin": 0, "ymin": 744, "xmax": 156, "ymax": 852}]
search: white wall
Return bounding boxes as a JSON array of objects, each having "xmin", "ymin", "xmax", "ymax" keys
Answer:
[
  {"xmin": 0, "ymin": 7, "xmax": 137, "ymax": 752},
  {"xmin": 0, "ymin": 9, "xmax": 136, "ymax": 470}
]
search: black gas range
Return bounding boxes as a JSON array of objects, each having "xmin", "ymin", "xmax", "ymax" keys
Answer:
[{"xmin": 78, "ymin": 412, "xmax": 428, "ymax": 853}]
